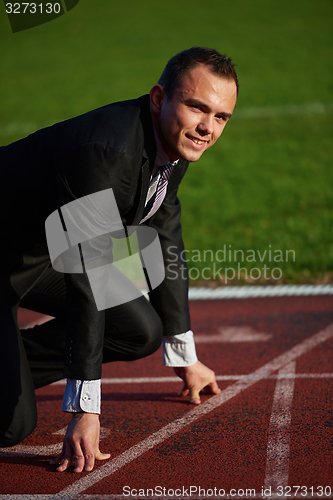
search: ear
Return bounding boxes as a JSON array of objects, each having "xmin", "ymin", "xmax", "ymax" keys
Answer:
[{"xmin": 149, "ymin": 84, "xmax": 166, "ymax": 115}]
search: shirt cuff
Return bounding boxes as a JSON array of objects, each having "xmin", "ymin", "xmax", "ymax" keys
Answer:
[
  {"xmin": 62, "ymin": 379, "xmax": 101, "ymax": 414},
  {"xmin": 162, "ymin": 330, "xmax": 198, "ymax": 367}
]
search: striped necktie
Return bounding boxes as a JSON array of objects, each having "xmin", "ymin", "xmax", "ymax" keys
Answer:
[{"xmin": 140, "ymin": 161, "xmax": 176, "ymax": 224}]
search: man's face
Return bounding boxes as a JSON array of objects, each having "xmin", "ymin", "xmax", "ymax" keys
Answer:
[{"xmin": 152, "ymin": 64, "xmax": 238, "ymax": 163}]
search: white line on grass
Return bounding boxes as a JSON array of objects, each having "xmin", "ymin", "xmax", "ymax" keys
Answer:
[
  {"xmin": 1, "ymin": 102, "xmax": 333, "ymax": 136},
  {"xmin": 233, "ymin": 101, "xmax": 333, "ymax": 119},
  {"xmin": 264, "ymin": 361, "xmax": 296, "ymax": 492},
  {"xmin": 49, "ymin": 323, "xmax": 333, "ymax": 499}
]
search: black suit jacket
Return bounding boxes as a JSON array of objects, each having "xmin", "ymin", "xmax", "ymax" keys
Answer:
[{"xmin": 0, "ymin": 95, "xmax": 191, "ymax": 380}]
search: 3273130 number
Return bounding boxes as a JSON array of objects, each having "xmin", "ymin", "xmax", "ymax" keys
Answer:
[
  {"xmin": 276, "ymin": 485, "xmax": 332, "ymax": 497},
  {"xmin": 5, "ymin": 3, "xmax": 61, "ymax": 14}
]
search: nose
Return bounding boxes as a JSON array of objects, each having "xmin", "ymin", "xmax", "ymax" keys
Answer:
[{"xmin": 197, "ymin": 114, "xmax": 214, "ymax": 136}]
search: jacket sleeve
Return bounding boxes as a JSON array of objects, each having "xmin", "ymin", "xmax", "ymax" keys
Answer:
[
  {"xmin": 51, "ymin": 143, "xmax": 132, "ymax": 380},
  {"xmin": 147, "ymin": 182, "xmax": 191, "ymax": 336}
]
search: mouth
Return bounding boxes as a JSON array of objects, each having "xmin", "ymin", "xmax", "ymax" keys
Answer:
[{"xmin": 186, "ymin": 134, "xmax": 209, "ymax": 149}]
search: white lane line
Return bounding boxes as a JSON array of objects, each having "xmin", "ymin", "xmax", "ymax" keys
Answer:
[
  {"xmin": 195, "ymin": 326, "xmax": 272, "ymax": 342},
  {"xmin": 264, "ymin": 361, "xmax": 296, "ymax": 491},
  {"xmin": 52, "ymin": 323, "xmax": 333, "ymax": 500},
  {"xmin": 0, "ymin": 497, "xmax": 58, "ymax": 500},
  {"xmin": 0, "ymin": 428, "xmax": 111, "ymax": 459},
  {"xmin": 0, "ymin": 443, "xmax": 63, "ymax": 459},
  {"xmin": 52, "ymin": 373, "xmax": 333, "ymax": 386}
]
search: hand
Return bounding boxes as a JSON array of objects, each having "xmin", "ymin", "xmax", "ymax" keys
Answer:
[
  {"xmin": 50, "ymin": 413, "xmax": 110, "ymax": 472},
  {"xmin": 174, "ymin": 360, "xmax": 221, "ymax": 405}
]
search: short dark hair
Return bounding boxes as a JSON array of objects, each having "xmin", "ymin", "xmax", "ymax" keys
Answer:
[{"xmin": 158, "ymin": 47, "xmax": 239, "ymax": 99}]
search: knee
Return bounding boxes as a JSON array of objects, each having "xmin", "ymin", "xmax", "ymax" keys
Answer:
[
  {"xmin": 131, "ymin": 311, "xmax": 163, "ymax": 359},
  {"xmin": 136, "ymin": 315, "xmax": 163, "ymax": 357},
  {"xmin": 0, "ymin": 413, "xmax": 37, "ymax": 448},
  {"xmin": 0, "ymin": 399, "xmax": 37, "ymax": 447},
  {"xmin": 103, "ymin": 305, "xmax": 164, "ymax": 363}
]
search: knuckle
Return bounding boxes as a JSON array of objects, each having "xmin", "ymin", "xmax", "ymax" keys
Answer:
[
  {"xmin": 64, "ymin": 435, "xmax": 76, "ymax": 445},
  {"xmin": 82, "ymin": 435, "xmax": 93, "ymax": 444}
]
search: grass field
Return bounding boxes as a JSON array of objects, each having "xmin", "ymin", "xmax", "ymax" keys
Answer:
[{"xmin": 1, "ymin": 0, "xmax": 332, "ymax": 284}]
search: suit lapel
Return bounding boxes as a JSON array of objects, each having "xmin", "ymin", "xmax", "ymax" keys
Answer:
[
  {"xmin": 122, "ymin": 96, "xmax": 156, "ymax": 227},
  {"xmin": 129, "ymin": 159, "xmax": 151, "ymax": 226}
]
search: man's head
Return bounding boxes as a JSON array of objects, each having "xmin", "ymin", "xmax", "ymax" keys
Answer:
[
  {"xmin": 158, "ymin": 47, "xmax": 238, "ymax": 101},
  {"xmin": 150, "ymin": 47, "xmax": 238, "ymax": 163}
]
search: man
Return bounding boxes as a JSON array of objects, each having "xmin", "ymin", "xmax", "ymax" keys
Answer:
[{"xmin": 0, "ymin": 47, "xmax": 238, "ymax": 472}]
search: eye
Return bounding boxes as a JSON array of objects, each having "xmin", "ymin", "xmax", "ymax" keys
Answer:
[{"xmin": 216, "ymin": 115, "xmax": 228, "ymax": 122}]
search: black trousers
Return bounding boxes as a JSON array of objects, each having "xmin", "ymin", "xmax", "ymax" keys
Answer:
[{"xmin": 0, "ymin": 264, "xmax": 163, "ymax": 447}]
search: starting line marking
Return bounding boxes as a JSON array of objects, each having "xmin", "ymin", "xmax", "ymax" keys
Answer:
[
  {"xmin": 195, "ymin": 326, "xmax": 272, "ymax": 343},
  {"xmin": 51, "ymin": 373, "xmax": 333, "ymax": 386},
  {"xmin": 47, "ymin": 323, "xmax": 333, "ymax": 499},
  {"xmin": 0, "ymin": 428, "xmax": 111, "ymax": 459}
]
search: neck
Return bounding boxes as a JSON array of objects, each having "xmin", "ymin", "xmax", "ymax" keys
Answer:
[{"xmin": 150, "ymin": 106, "xmax": 179, "ymax": 162}]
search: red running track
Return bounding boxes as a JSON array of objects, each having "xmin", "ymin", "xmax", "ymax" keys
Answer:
[{"xmin": 0, "ymin": 295, "xmax": 332, "ymax": 499}]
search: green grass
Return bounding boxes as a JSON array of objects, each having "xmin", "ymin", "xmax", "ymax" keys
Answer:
[{"xmin": 1, "ymin": 0, "xmax": 332, "ymax": 284}]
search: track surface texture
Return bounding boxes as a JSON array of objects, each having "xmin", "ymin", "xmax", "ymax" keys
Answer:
[{"xmin": 0, "ymin": 295, "xmax": 332, "ymax": 500}]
